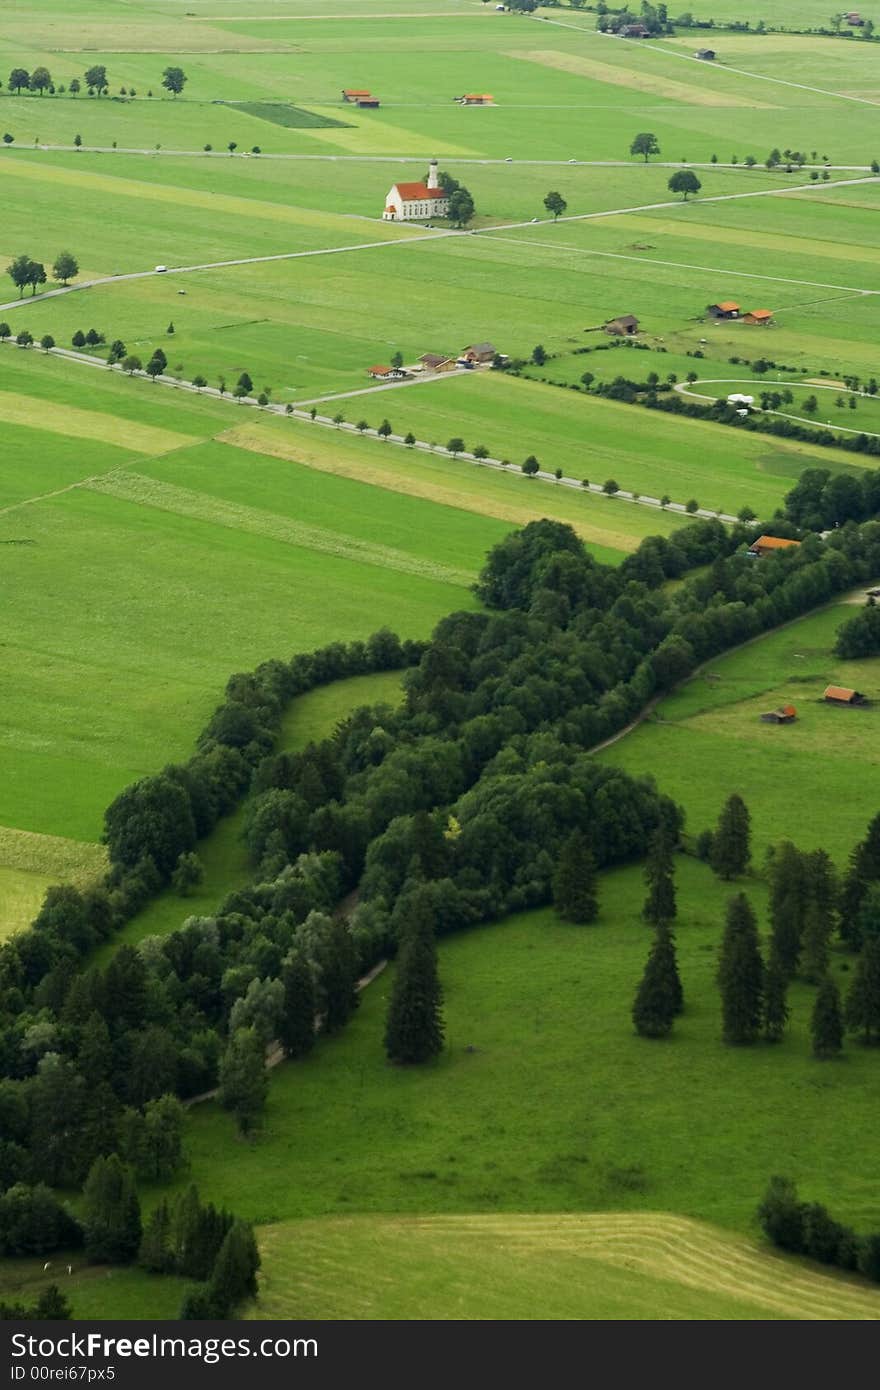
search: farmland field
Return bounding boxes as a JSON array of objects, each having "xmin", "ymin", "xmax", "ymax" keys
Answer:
[{"xmin": 3, "ymin": 0, "xmax": 880, "ymax": 1327}]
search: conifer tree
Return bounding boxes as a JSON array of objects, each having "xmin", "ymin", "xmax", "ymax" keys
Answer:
[
  {"xmin": 552, "ymin": 829, "xmax": 598, "ymax": 923},
  {"xmin": 718, "ymin": 893, "xmax": 764, "ymax": 1044},
  {"xmin": 139, "ymin": 1199, "xmax": 175, "ymax": 1273},
  {"xmin": 82, "ymin": 1154, "xmax": 142, "ymax": 1264},
  {"xmin": 642, "ymin": 823, "xmax": 677, "ymax": 927},
  {"xmin": 32, "ymin": 1285, "xmax": 72, "ymax": 1319},
  {"xmin": 767, "ymin": 841, "xmax": 806, "ymax": 979},
  {"xmin": 845, "ymin": 933, "xmax": 880, "ymax": 1044},
  {"xmin": 710, "ymin": 794, "xmax": 751, "ymax": 881},
  {"xmin": 384, "ymin": 892, "xmax": 444, "ymax": 1065},
  {"xmin": 763, "ymin": 953, "xmax": 790, "ymax": 1042},
  {"xmin": 319, "ymin": 919, "xmax": 359, "ymax": 1034},
  {"xmin": 812, "ymin": 975, "xmax": 844, "ymax": 1059},
  {"xmin": 632, "ymin": 920, "xmax": 682, "ymax": 1037},
  {"xmin": 279, "ymin": 953, "xmax": 316, "ymax": 1059},
  {"xmin": 207, "ymin": 1220, "xmax": 261, "ymax": 1315},
  {"xmin": 800, "ymin": 900, "xmax": 831, "ymax": 984}
]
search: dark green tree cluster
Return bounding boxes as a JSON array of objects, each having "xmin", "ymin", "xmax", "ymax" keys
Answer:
[
  {"xmin": 785, "ymin": 464, "xmax": 880, "ymax": 531},
  {"xmin": 0, "ymin": 1285, "xmax": 71, "ymax": 1320},
  {"xmin": 384, "ymin": 887, "xmax": 444, "ymax": 1064},
  {"xmin": 552, "ymin": 830, "xmax": 599, "ymax": 923},
  {"xmin": 834, "ymin": 598, "xmax": 880, "ymax": 659},
  {"xmin": 6, "ymin": 254, "xmax": 46, "ymax": 296},
  {"xmin": 757, "ymin": 1176, "xmax": 879, "ymax": 1279}
]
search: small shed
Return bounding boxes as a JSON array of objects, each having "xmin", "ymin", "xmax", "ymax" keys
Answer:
[
  {"xmin": 824, "ymin": 686, "xmax": 867, "ymax": 706},
  {"xmin": 357, "ymin": 98, "xmax": 380, "ymax": 108},
  {"xmin": 695, "ymin": 48, "xmax": 716, "ymax": 60},
  {"xmin": 743, "ymin": 308, "xmax": 773, "ymax": 325},
  {"xmin": 707, "ymin": 301, "xmax": 740, "ymax": 319},
  {"xmin": 462, "ymin": 341, "xmax": 496, "ymax": 363},
  {"xmin": 760, "ymin": 704, "xmax": 797, "ymax": 724},
  {"xmin": 747, "ymin": 535, "xmax": 801, "ymax": 558},
  {"xmin": 461, "ymin": 94, "xmax": 494, "ymax": 105},
  {"xmin": 604, "ymin": 314, "xmax": 639, "ymax": 336}
]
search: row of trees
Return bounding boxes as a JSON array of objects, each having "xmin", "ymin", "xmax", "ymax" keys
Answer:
[
  {"xmin": 5, "ymin": 250, "xmax": 77, "ymax": 296},
  {"xmin": 759, "ymin": 1176, "xmax": 880, "ymax": 1281},
  {"xmin": 4, "ymin": 66, "xmax": 186, "ymax": 98},
  {"xmin": 785, "ymin": 464, "xmax": 880, "ymax": 531}
]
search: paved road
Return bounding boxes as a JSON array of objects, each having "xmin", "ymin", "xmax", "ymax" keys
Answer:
[{"xmin": 2, "ymin": 144, "xmax": 871, "ymax": 171}]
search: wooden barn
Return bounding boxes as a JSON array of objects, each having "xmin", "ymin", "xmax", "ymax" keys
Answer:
[
  {"xmin": 604, "ymin": 314, "xmax": 640, "ymax": 336},
  {"xmin": 695, "ymin": 48, "xmax": 716, "ymax": 60},
  {"xmin": 342, "ymin": 89, "xmax": 372, "ymax": 102},
  {"xmin": 824, "ymin": 685, "xmax": 867, "ymax": 706},
  {"xmin": 707, "ymin": 300, "xmax": 740, "ymax": 319},
  {"xmin": 747, "ymin": 535, "xmax": 801, "ymax": 558},
  {"xmin": 760, "ymin": 704, "xmax": 797, "ymax": 724},
  {"xmin": 743, "ymin": 308, "xmax": 773, "ymax": 325}
]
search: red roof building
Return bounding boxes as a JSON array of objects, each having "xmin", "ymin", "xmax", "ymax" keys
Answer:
[{"xmin": 383, "ymin": 160, "xmax": 450, "ymax": 221}]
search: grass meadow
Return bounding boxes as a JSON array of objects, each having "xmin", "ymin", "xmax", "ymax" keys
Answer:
[
  {"xmin": 601, "ymin": 602, "xmax": 880, "ymax": 866},
  {"xmin": 3, "ymin": 0, "xmax": 880, "ymax": 1322}
]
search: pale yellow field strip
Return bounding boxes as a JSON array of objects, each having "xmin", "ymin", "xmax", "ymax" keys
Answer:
[
  {"xmin": 511, "ymin": 49, "xmax": 773, "ymax": 108},
  {"xmin": 0, "ymin": 22, "xmax": 293, "ymax": 52},
  {"xmin": 303, "ymin": 115, "xmax": 477, "ymax": 159},
  {"xmin": 0, "ymin": 824, "xmax": 108, "ymax": 884},
  {"xmin": 0, "ymin": 159, "xmax": 423, "ymax": 241},
  {"xmin": 409, "ymin": 1214, "xmax": 880, "ymax": 1321},
  {"xmin": 0, "ymin": 391, "xmax": 193, "ymax": 454},
  {"xmin": 219, "ymin": 422, "xmax": 643, "ymax": 553},
  {"xmin": 83, "ymin": 469, "xmax": 476, "ymax": 585}
]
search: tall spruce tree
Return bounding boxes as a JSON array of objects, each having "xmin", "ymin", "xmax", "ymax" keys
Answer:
[
  {"xmin": 642, "ymin": 823, "xmax": 677, "ymax": 926},
  {"xmin": 207, "ymin": 1220, "xmax": 261, "ymax": 1315},
  {"xmin": 840, "ymin": 812, "xmax": 880, "ymax": 947},
  {"xmin": 800, "ymin": 900, "xmax": 831, "ymax": 984},
  {"xmin": 812, "ymin": 975, "xmax": 844, "ymax": 1059},
  {"xmin": 763, "ymin": 954, "xmax": 790, "ymax": 1043},
  {"xmin": 710, "ymin": 794, "xmax": 751, "ymax": 881},
  {"xmin": 319, "ymin": 919, "xmax": 359, "ymax": 1034},
  {"xmin": 384, "ymin": 891, "xmax": 444, "ymax": 1065},
  {"xmin": 767, "ymin": 841, "xmax": 807, "ymax": 979},
  {"xmin": 632, "ymin": 920, "xmax": 682, "ymax": 1037},
  {"xmin": 139, "ymin": 1200, "xmax": 175, "ymax": 1273},
  {"xmin": 82, "ymin": 1154, "xmax": 142, "ymax": 1264},
  {"xmin": 552, "ymin": 828, "xmax": 598, "ymax": 923},
  {"xmin": 845, "ymin": 933, "xmax": 880, "ymax": 1044},
  {"xmin": 279, "ymin": 953, "xmax": 316, "ymax": 1059},
  {"xmin": 718, "ymin": 893, "xmax": 764, "ymax": 1044}
]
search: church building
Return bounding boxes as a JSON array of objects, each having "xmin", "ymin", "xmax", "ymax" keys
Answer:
[{"xmin": 383, "ymin": 160, "xmax": 449, "ymax": 221}]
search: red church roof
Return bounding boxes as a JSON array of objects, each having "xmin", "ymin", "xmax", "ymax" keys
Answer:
[{"xmin": 393, "ymin": 182, "xmax": 447, "ymax": 200}]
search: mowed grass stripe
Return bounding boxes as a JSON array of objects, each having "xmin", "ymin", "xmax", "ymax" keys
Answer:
[
  {"xmin": 219, "ymin": 421, "xmax": 644, "ymax": 555},
  {"xmin": 0, "ymin": 391, "xmax": 193, "ymax": 456},
  {"xmin": 0, "ymin": 157, "xmax": 424, "ymax": 241},
  {"xmin": 0, "ymin": 824, "xmax": 107, "ymax": 884},
  {"xmin": 250, "ymin": 1213, "xmax": 880, "ymax": 1321},
  {"xmin": 511, "ymin": 49, "xmax": 774, "ymax": 108},
  {"xmin": 83, "ymin": 470, "xmax": 476, "ymax": 585}
]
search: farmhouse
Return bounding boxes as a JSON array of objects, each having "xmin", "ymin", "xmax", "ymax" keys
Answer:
[
  {"xmin": 460, "ymin": 94, "xmax": 494, "ymax": 105},
  {"xmin": 383, "ymin": 159, "xmax": 449, "ymax": 221},
  {"xmin": 461, "ymin": 341, "xmax": 496, "ymax": 363},
  {"xmin": 342, "ymin": 89, "xmax": 371, "ymax": 102},
  {"xmin": 619, "ymin": 23, "xmax": 650, "ymax": 36},
  {"xmin": 743, "ymin": 309, "xmax": 773, "ymax": 325},
  {"xmin": 760, "ymin": 704, "xmax": 797, "ymax": 724},
  {"xmin": 695, "ymin": 48, "xmax": 716, "ymax": 59},
  {"xmin": 604, "ymin": 314, "xmax": 640, "ymax": 336},
  {"xmin": 418, "ymin": 352, "xmax": 456, "ymax": 373},
  {"xmin": 824, "ymin": 685, "xmax": 867, "ymax": 705},
  {"xmin": 846, "ymin": 10, "xmax": 864, "ymax": 23},
  {"xmin": 747, "ymin": 535, "xmax": 802, "ymax": 557},
  {"xmin": 367, "ymin": 366, "xmax": 409, "ymax": 380},
  {"xmin": 707, "ymin": 301, "xmax": 740, "ymax": 319}
]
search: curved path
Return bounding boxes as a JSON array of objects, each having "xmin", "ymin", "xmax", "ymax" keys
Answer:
[{"xmin": 675, "ymin": 378, "xmax": 880, "ymax": 440}]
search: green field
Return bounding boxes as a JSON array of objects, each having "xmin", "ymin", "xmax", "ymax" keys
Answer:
[
  {"xmin": 601, "ymin": 601, "xmax": 880, "ymax": 866},
  {"xmin": 4, "ymin": 0, "xmax": 880, "ymax": 1324}
]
